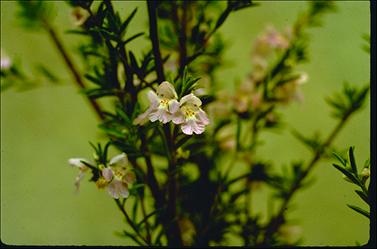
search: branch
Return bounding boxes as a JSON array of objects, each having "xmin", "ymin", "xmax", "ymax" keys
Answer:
[
  {"xmin": 43, "ymin": 21, "xmax": 104, "ymax": 120},
  {"xmin": 260, "ymin": 115, "xmax": 351, "ymax": 245},
  {"xmin": 114, "ymin": 199, "xmax": 150, "ymax": 246},
  {"xmin": 147, "ymin": 1, "xmax": 165, "ymax": 83}
]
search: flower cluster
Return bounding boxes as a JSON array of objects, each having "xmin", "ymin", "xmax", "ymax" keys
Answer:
[
  {"xmin": 251, "ymin": 25, "xmax": 292, "ymax": 82},
  {"xmin": 68, "ymin": 153, "xmax": 135, "ymax": 199},
  {"xmin": 133, "ymin": 81, "xmax": 210, "ymax": 135}
]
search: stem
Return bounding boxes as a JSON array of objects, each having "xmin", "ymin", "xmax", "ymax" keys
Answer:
[
  {"xmin": 147, "ymin": 1, "xmax": 165, "ymax": 83},
  {"xmin": 147, "ymin": 2, "xmax": 182, "ymax": 244},
  {"xmin": 165, "ymin": 124, "xmax": 183, "ymax": 246},
  {"xmin": 260, "ymin": 115, "xmax": 350, "ymax": 245},
  {"xmin": 172, "ymin": 1, "xmax": 188, "ymax": 78},
  {"xmin": 140, "ymin": 195, "xmax": 152, "ymax": 244},
  {"xmin": 140, "ymin": 132, "xmax": 164, "ymax": 209},
  {"xmin": 114, "ymin": 199, "xmax": 150, "ymax": 246},
  {"xmin": 43, "ymin": 21, "xmax": 104, "ymax": 120}
]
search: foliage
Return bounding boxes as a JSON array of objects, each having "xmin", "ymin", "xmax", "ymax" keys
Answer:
[
  {"xmin": 332, "ymin": 147, "xmax": 370, "ymax": 219},
  {"xmin": 1, "ymin": 0, "xmax": 370, "ymax": 247}
]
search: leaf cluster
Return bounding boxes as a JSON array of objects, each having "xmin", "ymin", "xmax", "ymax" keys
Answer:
[{"xmin": 332, "ymin": 147, "xmax": 370, "ymax": 218}]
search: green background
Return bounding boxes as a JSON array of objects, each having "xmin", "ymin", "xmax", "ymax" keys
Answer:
[{"xmin": 1, "ymin": 0, "xmax": 370, "ymax": 246}]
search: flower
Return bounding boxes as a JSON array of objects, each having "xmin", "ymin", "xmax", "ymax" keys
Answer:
[
  {"xmin": 133, "ymin": 81, "xmax": 179, "ymax": 125},
  {"xmin": 100, "ymin": 153, "xmax": 135, "ymax": 199},
  {"xmin": 253, "ymin": 25, "xmax": 290, "ymax": 57},
  {"xmin": 71, "ymin": 7, "xmax": 90, "ymax": 27},
  {"xmin": 68, "ymin": 158, "xmax": 90, "ymax": 192},
  {"xmin": 1, "ymin": 49, "xmax": 12, "ymax": 71},
  {"xmin": 172, "ymin": 93, "xmax": 210, "ymax": 135}
]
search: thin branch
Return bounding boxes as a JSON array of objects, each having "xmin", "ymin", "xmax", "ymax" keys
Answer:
[
  {"xmin": 43, "ymin": 21, "xmax": 104, "ymax": 120},
  {"xmin": 260, "ymin": 115, "xmax": 351, "ymax": 245},
  {"xmin": 147, "ymin": 1, "xmax": 165, "ymax": 83},
  {"xmin": 114, "ymin": 199, "xmax": 150, "ymax": 246}
]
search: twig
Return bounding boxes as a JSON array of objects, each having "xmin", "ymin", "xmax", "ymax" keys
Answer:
[
  {"xmin": 260, "ymin": 115, "xmax": 351, "ymax": 245},
  {"xmin": 43, "ymin": 21, "xmax": 104, "ymax": 120},
  {"xmin": 114, "ymin": 199, "xmax": 150, "ymax": 246},
  {"xmin": 147, "ymin": 1, "xmax": 165, "ymax": 83}
]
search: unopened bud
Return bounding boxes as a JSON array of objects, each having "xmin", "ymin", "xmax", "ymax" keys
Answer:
[{"xmin": 360, "ymin": 168, "xmax": 370, "ymax": 182}]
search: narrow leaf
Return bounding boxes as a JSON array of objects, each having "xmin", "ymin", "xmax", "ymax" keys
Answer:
[
  {"xmin": 332, "ymin": 163, "xmax": 359, "ymax": 185},
  {"xmin": 347, "ymin": 204, "xmax": 370, "ymax": 218},
  {"xmin": 348, "ymin": 146, "xmax": 357, "ymax": 174}
]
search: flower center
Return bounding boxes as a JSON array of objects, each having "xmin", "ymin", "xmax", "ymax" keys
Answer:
[
  {"xmin": 182, "ymin": 105, "xmax": 198, "ymax": 120},
  {"xmin": 114, "ymin": 167, "xmax": 126, "ymax": 180},
  {"xmin": 159, "ymin": 99, "xmax": 169, "ymax": 109}
]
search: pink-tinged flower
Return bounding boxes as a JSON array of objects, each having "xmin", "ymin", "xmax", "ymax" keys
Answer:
[
  {"xmin": 172, "ymin": 93, "xmax": 209, "ymax": 135},
  {"xmin": 253, "ymin": 26, "xmax": 290, "ymax": 56},
  {"xmin": 133, "ymin": 81, "xmax": 179, "ymax": 125},
  {"xmin": 71, "ymin": 7, "xmax": 90, "ymax": 27},
  {"xmin": 68, "ymin": 158, "xmax": 90, "ymax": 192},
  {"xmin": 101, "ymin": 153, "xmax": 135, "ymax": 199},
  {"xmin": 1, "ymin": 49, "xmax": 12, "ymax": 70}
]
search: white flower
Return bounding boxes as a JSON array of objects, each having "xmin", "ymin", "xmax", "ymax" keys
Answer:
[
  {"xmin": 1, "ymin": 49, "xmax": 12, "ymax": 70},
  {"xmin": 133, "ymin": 81, "xmax": 180, "ymax": 125},
  {"xmin": 101, "ymin": 153, "xmax": 135, "ymax": 199},
  {"xmin": 71, "ymin": 7, "xmax": 90, "ymax": 27},
  {"xmin": 68, "ymin": 158, "xmax": 90, "ymax": 192},
  {"xmin": 172, "ymin": 93, "xmax": 209, "ymax": 135}
]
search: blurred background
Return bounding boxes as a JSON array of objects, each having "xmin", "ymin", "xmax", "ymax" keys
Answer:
[{"xmin": 1, "ymin": 0, "xmax": 370, "ymax": 246}]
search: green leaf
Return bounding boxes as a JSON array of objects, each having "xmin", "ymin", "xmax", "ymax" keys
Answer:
[
  {"xmin": 120, "ymin": 8, "xmax": 138, "ymax": 35},
  {"xmin": 136, "ymin": 209, "xmax": 161, "ymax": 230},
  {"xmin": 332, "ymin": 151, "xmax": 347, "ymax": 167},
  {"xmin": 355, "ymin": 190, "xmax": 369, "ymax": 204},
  {"xmin": 122, "ymin": 32, "xmax": 145, "ymax": 46},
  {"xmin": 347, "ymin": 204, "xmax": 370, "ymax": 218},
  {"xmin": 122, "ymin": 230, "xmax": 145, "ymax": 246},
  {"xmin": 348, "ymin": 146, "xmax": 357, "ymax": 174},
  {"xmin": 36, "ymin": 64, "xmax": 59, "ymax": 83},
  {"xmin": 332, "ymin": 163, "xmax": 359, "ymax": 185}
]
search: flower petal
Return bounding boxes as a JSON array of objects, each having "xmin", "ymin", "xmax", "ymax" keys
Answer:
[
  {"xmin": 149, "ymin": 109, "xmax": 171, "ymax": 123},
  {"xmin": 110, "ymin": 153, "xmax": 128, "ymax": 168},
  {"xmin": 133, "ymin": 106, "xmax": 153, "ymax": 125},
  {"xmin": 68, "ymin": 158, "xmax": 88, "ymax": 170},
  {"xmin": 180, "ymin": 93, "xmax": 202, "ymax": 107},
  {"xmin": 193, "ymin": 123, "xmax": 205, "ymax": 135},
  {"xmin": 106, "ymin": 180, "xmax": 129, "ymax": 199},
  {"xmin": 106, "ymin": 181, "xmax": 120, "ymax": 199},
  {"xmin": 157, "ymin": 81, "xmax": 178, "ymax": 99},
  {"xmin": 168, "ymin": 99, "xmax": 180, "ymax": 113},
  {"xmin": 102, "ymin": 168, "xmax": 113, "ymax": 181},
  {"xmin": 147, "ymin": 90, "xmax": 160, "ymax": 105},
  {"xmin": 197, "ymin": 109, "xmax": 209, "ymax": 125},
  {"xmin": 181, "ymin": 119, "xmax": 199, "ymax": 135},
  {"xmin": 172, "ymin": 111, "xmax": 185, "ymax": 124},
  {"xmin": 119, "ymin": 183, "xmax": 130, "ymax": 198},
  {"xmin": 74, "ymin": 171, "xmax": 86, "ymax": 192}
]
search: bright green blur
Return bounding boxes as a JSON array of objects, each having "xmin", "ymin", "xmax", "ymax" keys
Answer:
[{"xmin": 1, "ymin": 0, "xmax": 370, "ymax": 246}]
